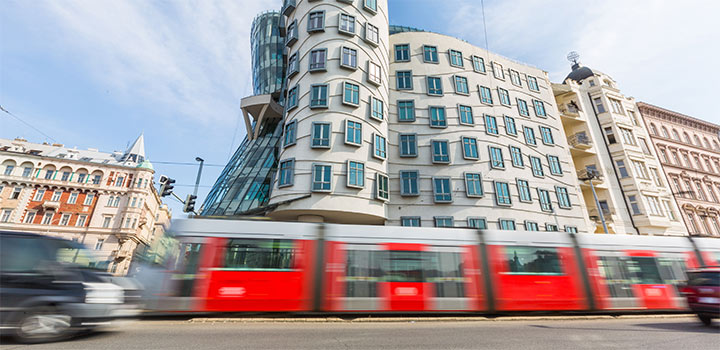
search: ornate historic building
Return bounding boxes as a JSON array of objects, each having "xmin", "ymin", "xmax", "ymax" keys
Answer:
[
  {"xmin": 0, "ymin": 135, "xmax": 171, "ymax": 275},
  {"xmin": 639, "ymin": 102, "xmax": 720, "ymax": 236}
]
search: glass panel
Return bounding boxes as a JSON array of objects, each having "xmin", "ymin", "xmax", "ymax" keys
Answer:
[{"xmin": 505, "ymin": 246, "xmax": 562, "ymax": 275}]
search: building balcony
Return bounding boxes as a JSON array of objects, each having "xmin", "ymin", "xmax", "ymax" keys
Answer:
[
  {"xmin": 113, "ymin": 249, "xmax": 133, "ymax": 260},
  {"xmin": 577, "ymin": 167, "xmax": 602, "ymax": 181},
  {"xmin": 568, "ymin": 132, "xmax": 592, "ymax": 149},
  {"xmin": 42, "ymin": 200, "xmax": 60, "ymax": 210},
  {"xmin": 588, "ymin": 208, "xmax": 615, "ymax": 223}
]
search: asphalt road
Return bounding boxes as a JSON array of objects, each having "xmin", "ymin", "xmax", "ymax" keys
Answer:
[{"xmin": 1, "ymin": 317, "xmax": 718, "ymax": 350}]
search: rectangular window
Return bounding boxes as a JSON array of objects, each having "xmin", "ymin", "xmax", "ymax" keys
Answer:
[
  {"xmin": 663, "ymin": 200, "xmax": 677, "ymax": 221},
  {"xmin": 547, "ymin": 155, "xmax": 563, "ymax": 175},
  {"xmin": 307, "ymin": 11, "xmax": 325, "ymax": 32},
  {"xmin": 76, "ymin": 215, "xmax": 87, "ymax": 227},
  {"xmin": 489, "ymin": 146, "xmax": 504, "ymax": 169},
  {"xmin": 397, "ymin": 100, "xmax": 415, "ymax": 122},
  {"xmin": 564, "ymin": 226, "xmax": 578, "ymax": 233},
  {"xmin": 462, "ymin": 137, "xmax": 479, "ymax": 159},
  {"xmin": 499, "ymin": 219, "xmax": 516, "ymax": 230},
  {"xmin": 423, "ymin": 45, "xmax": 438, "ymax": 63},
  {"xmin": 646, "ymin": 195, "xmax": 662, "ymax": 216},
  {"xmin": 224, "ymin": 238, "xmax": 295, "ymax": 270},
  {"xmin": 465, "ymin": 173, "xmax": 483, "ymax": 197},
  {"xmin": 92, "ymin": 175, "xmax": 101, "ymax": 185},
  {"xmin": 400, "ymin": 170, "xmax": 419, "ymax": 196},
  {"xmin": 284, "ymin": 120, "xmax": 297, "ymax": 147},
  {"xmin": 368, "ymin": 61, "xmax": 382, "ymax": 85},
  {"xmin": 343, "ymin": 82, "xmax": 360, "ymax": 105},
  {"xmin": 370, "ymin": 97, "xmax": 384, "ymax": 121},
  {"xmin": 1, "ymin": 209, "xmax": 11, "ymax": 223},
  {"xmin": 44, "ymin": 170, "xmax": 54, "ymax": 180},
  {"xmin": 530, "ymin": 156, "xmax": 544, "ymax": 177},
  {"xmin": 540, "ymin": 126, "xmax": 554, "ymax": 145},
  {"xmin": 545, "ymin": 224, "xmax": 559, "ymax": 232},
  {"xmin": 312, "ymin": 164, "xmax": 332, "ymax": 192},
  {"xmin": 33, "ymin": 189, "xmax": 45, "ymax": 201},
  {"xmin": 631, "ymin": 160, "xmax": 649, "ymax": 179},
  {"xmin": 311, "ymin": 122, "xmax": 331, "ymax": 148},
  {"xmin": 345, "ymin": 120, "xmax": 362, "ymax": 146},
  {"xmin": 365, "ymin": 23, "xmax": 379, "ymax": 45},
  {"xmin": 115, "ymin": 176, "xmax": 124, "ymax": 187},
  {"xmin": 376, "ymin": 173, "xmax": 389, "ymax": 201},
  {"xmin": 533, "ymin": 100, "xmax": 547, "ymax": 117},
  {"xmin": 67, "ymin": 192, "xmax": 78, "ymax": 204},
  {"xmin": 492, "ymin": 62, "xmax": 504, "ymax": 80},
  {"xmin": 431, "ymin": 140, "xmax": 450, "ymax": 163},
  {"xmin": 429, "ymin": 106, "xmax": 447, "ymax": 127},
  {"xmin": 484, "ymin": 115, "xmax": 498, "ymax": 135},
  {"xmin": 94, "ymin": 238, "xmax": 104, "ymax": 250},
  {"xmin": 279, "ymin": 159, "xmax": 295, "ymax": 187},
  {"xmin": 341, "ymin": 46, "xmax": 358, "ymax": 69},
  {"xmin": 10, "ymin": 187, "xmax": 21, "ymax": 200},
  {"xmin": 51, "ymin": 190, "xmax": 62, "ymax": 201},
  {"xmin": 399, "ymin": 134, "xmax": 418, "ymax": 157},
  {"xmin": 510, "ymin": 69, "xmax": 521, "ymax": 86},
  {"xmin": 454, "ymin": 75, "xmax": 469, "ymax": 94},
  {"xmin": 538, "ymin": 189, "xmax": 553, "ymax": 212},
  {"xmin": 494, "ymin": 181, "xmax": 511, "ymax": 206},
  {"xmin": 42, "ymin": 212, "xmax": 53, "ymax": 225},
  {"xmin": 468, "ymin": 217, "xmax": 487, "ymax": 229},
  {"xmin": 638, "ymin": 137, "xmax": 651, "ymax": 154},
  {"xmin": 434, "ymin": 217, "xmax": 454, "ymax": 227},
  {"xmin": 339, "ymin": 13, "xmax": 356, "ymax": 35},
  {"xmin": 427, "ymin": 76, "xmax": 443, "ymax": 95},
  {"xmin": 61, "ymin": 171, "xmax": 70, "ymax": 181},
  {"xmin": 102, "ymin": 216, "xmax": 112, "ymax": 228},
  {"xmin": 527, "ymin": 76, "xmax": 539, "ymax": 91},
  {"xmin": 286, "ymin": 20, "xmax": 298, "ymax": 46},
  {"xmin": 310, "ymin": 84, "xmax": 328, "ymax": 108},
  {"xmin": 510, "ymin": 146, "xmax": 524, "ymax": 168},
  {"xmin": 287, "ymin": 53, "xmax": 299, "ymax": 77},
  {"xmin": 458, "ymin": 105, "xmax": 474, "ymax": 125},
  {"xmin": 287, "ymin": 85, "xmax": 299, "ymax": 110},
  {"xmin": 401, "ymin": 217, "xmax": 421, "ymax": 227},
  {"xmin": 83, "ymin": 193, "xmax": 94, "ymax": 206},
  {"xmin": 593, "ymin": 97, "xmax": 606, "ymax": 113},
  {"xmin": 4, "ymin": 165, "xmax": 14, "ymax": 176},
  {"xmin": 309, "ymin": 48, "xmax": 327, "ymax": 71},
  {"xmin": 60, "ymin": 213, "xmax": 71, "ymax": 226},
  {"xmin": 614, "ymin": 160, "xmax": 628, "ymax": 178},
  {"xmin": 517, "ymin": 179, "xmax": 532, "ymax": 202},
  {"xmin": 347, "ymin": 161, "xmax": 365, "ymax": 188},
  {"xmin": 24, "ymin": 211, "xmax": 36, "ymax": 224},
  {"xmin": 498, "ymin": 87, "xmax": 511, "ymax": 106},
  {"xmin": 22, "ymin": 167, "xmax": 32, "ymax": 177},
  {"xmin": 394, "ymin": 43, "xmax": 409, "ymax": 62},
  {"xmin": 517, "ymin": 98, "xmax": 529, "ymax": 117},
  {"xmin": 433, "ymin": 177, "xmax": 452, "ymax": 203},
  {"xmin": 479, "ymin": 86, "xmax": 493, "ymax": 104},
  {"xmin": 556, "ymin": 187, "xmax": 571, "ymax": 208},
  {"xmin": 619, "ymin": 127, "xmax": 636, "ymax": 145},
  {"xmin": 472, "ymin": 56, "xmax": 485, "ymax": 73},
  {"xmin": 524, "ymin": 126, "xmax": 536, "ymax": 145},
  {"xmin": 449, "ymin": 49, "xmax": 463, "ymax": 67},
  {"xmin": 609, "ymin": 98, "xmax": 625, "ymax": 115},
  {"xmin": 628, "ymin": 195, "xmax": 641, "ymax": 215},
  {"xmin": 363, "ymin": 0, "xmax": 377, "ymax": 12},
  {"xmin": 524, "ymin": 221, "xmax": 540, "ymax": 231},
  {"xmin": 373, "ymin": 134, "xmax": 387, "ymax": 159},
  {"xmin": 396, "ymin": 70, "xmax": 413, "ymax": 90}
]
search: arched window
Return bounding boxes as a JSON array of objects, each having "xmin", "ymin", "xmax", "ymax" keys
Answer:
[
  {"xmin": 683, "ymin": 132, "xmax": 691, "ymax": 144},
  {"xmin": 672, "ymin": 129, "xmax": 680, "ymax": 141},
  {"xmin": 661, "ymin": 127, "xmax": 669, "ymax": 138},
  {"xmin": 714, "ymin": 140, "xmax": 720, "ymax": 150},
  {"xmin": 649, "ymin": 123, "xmax": 658, "ymax": 135},
  {"xmin": 704, "ymin": 137, "xmax": 711, "ymax": 149},
  {"xmin": 694, "ymin": 135, "xmax": 701, "ymax": 146}
]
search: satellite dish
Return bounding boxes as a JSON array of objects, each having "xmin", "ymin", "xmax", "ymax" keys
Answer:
[{"xmin": 567, "ymin": 51, "xmax": 580, "ymax": 64}]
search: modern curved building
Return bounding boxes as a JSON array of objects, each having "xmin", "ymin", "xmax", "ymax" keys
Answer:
[
  {"xmin": 262, "ymin": 0, "xmax": 590, "ymax": 232},
  {"xmin": 200, "ymin": 11, "xmax": 286, "ymax": 216}
]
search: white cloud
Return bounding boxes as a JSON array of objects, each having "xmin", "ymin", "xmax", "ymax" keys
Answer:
[
  {"xmin": 22, "ymin": 0, "xmax": 279, "ymax": 125},
  {"xmin": 443, "ymin": 0, "xmax": 720, "ymax": 123}
]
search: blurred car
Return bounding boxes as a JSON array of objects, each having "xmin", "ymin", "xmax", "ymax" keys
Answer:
[
  {"xmin": 0, "ymin": 231, "xmax": 142, "ymax": 343},
  {"xmin": 680, "ymin": 267, "xmax": 720, "ymax": 326}
]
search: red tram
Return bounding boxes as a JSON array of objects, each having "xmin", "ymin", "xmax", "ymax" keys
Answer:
[{"xmin": 134, "ymin": 219, "xmax": 720, "ymax": 314}]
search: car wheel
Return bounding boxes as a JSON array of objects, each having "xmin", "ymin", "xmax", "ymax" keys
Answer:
[
  {"xmin": 13, "ymin": 306, "xmax": 73, "ymax": 343},
  {"xmin": 698, "ymin": 314, "xmax": 713, "ymax": 326}
]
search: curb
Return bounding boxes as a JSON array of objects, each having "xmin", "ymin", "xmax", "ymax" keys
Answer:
[{"xmin": 188, "ymin": 314, "xmax": 695, "ymax": 323}]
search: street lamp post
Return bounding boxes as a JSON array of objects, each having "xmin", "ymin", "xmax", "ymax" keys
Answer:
[{"xmin": 580, "ymin": 171, "xmax": 609, "ymax": 234}]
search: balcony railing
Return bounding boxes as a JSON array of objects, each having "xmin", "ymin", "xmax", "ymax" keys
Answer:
[
  {"xmin": 568, "ymin": 132, "xmax": 592, "ymax": 149},
  {"xmin": 578, "ymin": 167, "xmax": 602, "ymax": 181},
  {"xmin": 588, "ymin": 208, "xmax": 614, "ymax": 222},
  {"xmin": 42, "ymin": 200, "xmax": 60, "ymax": 210}
]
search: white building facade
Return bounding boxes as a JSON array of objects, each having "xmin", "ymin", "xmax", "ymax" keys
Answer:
[{"xmin": 267, "ymin": 0, "xmax": 589, "ymax": 232}]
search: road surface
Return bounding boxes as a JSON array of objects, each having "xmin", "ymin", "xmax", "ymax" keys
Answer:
[{"xmin": 2, "ymin": 317, "xmax": 718, "ymax": 349}]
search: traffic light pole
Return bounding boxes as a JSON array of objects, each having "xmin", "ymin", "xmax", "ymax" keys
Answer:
[{"xmin": 193, "ymin": 157, "xmax": 204, "ymax": 198}]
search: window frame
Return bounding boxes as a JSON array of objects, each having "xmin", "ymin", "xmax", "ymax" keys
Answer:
[
  {"xmin": 468, "ymin": 217, "xmax": 487, "ymax": 229},
  {"xmin": 434, "ymin": 216, "xmax": 455, "ymax": 227},
  {"xmin": 372, "ymin": 133, "xmax": 387, "ymax": 160},
  {"xmin": 278, "ymin": 158, "xmax": 295, "ymax": 188},
  {"xmin": 345, "ymin": 119, "xmax": 363, "ymax": 146},
  {"xmin": 401, "ymin": 216, "xmax": 421, "ymax": 227},
  {"xmin": 530, "ymin": 156, "xmax": 544, "ymax": 177},
  {"xmin": 432, "ymin": 176, "xmax": 453, "ymax": 203},
  {"xmin": 464, "ymin": 172, "xmax": 484, "ymax": 198},
  {"xmin": 369, "ymin": 96, "xmax": 385, "ymax": 121},
  {"xmin": 504, "ymin": 115, "xmax": 517, "ymax": 136},
  {"xmin": 454, "ymin": 75, "xmax": 469, "ymax": 95},
  {"xmin": 364, "ymin": 22, "xmax": 380, "ymax": 46},
  {"xmin": 492, "ymin": 62, "xmax": 505, "ymax": 80},
  {"xmin": 537, "ymin": 188, "xmax": 553, "ymax": 212},
  {"xmin": 479, "ymin": 85, "xmax": 493, "ymax": 105},
  {"xmin": 458, "ymin": 104, "xmax": 474, "ymax": 125},
  {"xmin": 399, "ymin": 170, "xmax": 420, "ymax": 196},
  {"xmin": 311, "ymin": 121, "xmax": 331, "ymax": 149},
  {"xmin": 509, "ymin": 146, "xmax": 524, "ymax": 168},
  {"xmin": 346, "ymin": 160, "xmax": 365, "ymax": 189},
  {"xmin": 311, "ymin": 163, "xmax": 333, "ymax": 192},
  {"xmin": 509, "ymin": 69, "xmax": 522, "ymax": 87},
  {"xmin": 309, "ymin": 83, "xmax": 329, "ymax": 108},
  {"xmin": 338, "ymin": 13, "xmax": 356, "ymax": 35},
  {"xmin": 517, "ymin": 98, "xmax": 529, "ymax": 117},
  {"xmin": 283, "ymin": 120, "xmax": 297, "ymax": 148},
  {"xmin": 431, "ymin": 140, "xmax": 450, "ymax": 164},
  {"xmin": 472, "ymin": 55, "xmax": 486, "ymax": 73},
  {"xmin": 489, "ymin": 146, "xmax": 505, "ymax": 169},
  {"xmin": 376, "ymin": 173, "xmax": 390, "ymax": 201},
  {"xmin": 397, "ymin": 100, "xmax": 416, "ymax": 122},
  {"xmin": 340, "ymin": 46, "xmax": 358, "ymax": 70},
  {"xmin": 517, "ymin": 178, "xmax": 532, "ymax": 203},
  {"xmin": 307, "ymin": 10, "xmax": 326, "ymax": 32},
  {"xmin": 494, "ymin": 181, "xmax": 512, "ymax": 206},
  {"xmin": 399, "ymin": 133, "xmax": 418, "ymax": 157},
  {"xmin": 286, "ymin": 84, "xmax": 299, "ymax": 110},
  {"xmin": 429, "ymin": 106, "xmax": 447, "ymax": 128},
  {"xmin": 484, "ymin": 114, "xmax": 498, "ymax": 135},
  {"xmin": 539, "ymin": 126, "xmax": 554, "ymax": 145},
  {"xmin": 395, "ymin": 70, "xmax": 413, "ymax": 90},
  {"xmin": 555, "ymin": 186, "xmax": 572, "ymax": 209},
  {"xmin": 523, "ymin": 126, "xmax": 537, "ymax": 146},
  {"xmin": 423, "ymin": 45, "xmax": 439, "ymax": 63},
  {"xmin": 342, "ymin": 81, "xmax": 360, "ymax": 106},
  {"xmin": 394, "ymin": 43, "xmax": 410, "ymax": 62},
  {"xmin": 426, "ymin": 76, "xmax": 443, "ymax": 96},
  {"xmin": 287, "ymin": 52, "xmax": 299, "ymax": 78},
  {"xmin": 367, "ymin": 60, "xmax": 382, "ymax": 85},
  {"xmin": 497, "ymin": 87, "xmax": 511, "ymax": 106},
  {"xmin": 547, "ymin": 155, "xmax": 563, "ymax": 175},
  {"xmin": 527, "ymin": 76, "xmax": 540, "ymax": 92},
  {"xmin": 449, "ymin": 49, "xmax": 464, "ymax": 68},
  {"xmin": 461, "ymin": 137, "xmax": 479, "ymax": 160}
]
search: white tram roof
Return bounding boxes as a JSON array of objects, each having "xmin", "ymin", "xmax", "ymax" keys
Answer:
[
  {"xmin": 575, "ymin": 233, "xmax": 694, "ymax": 252},
  {"xmin": 693, "ymin": 237, "xmax": 720, "ymax": 252}
]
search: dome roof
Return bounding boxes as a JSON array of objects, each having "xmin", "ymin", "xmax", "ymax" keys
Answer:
[
  {"xmin": 565, "ymin": 63, "xmax": 595, "ymax": 83},
  {"xmin": 136, "ymin": 160, "xmax": 154, "ymax": 171}
]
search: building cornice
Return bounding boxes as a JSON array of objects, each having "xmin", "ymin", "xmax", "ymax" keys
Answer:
[{"xmin": 637, "ymin": 102, "xmax": 719, "ymax": 134}]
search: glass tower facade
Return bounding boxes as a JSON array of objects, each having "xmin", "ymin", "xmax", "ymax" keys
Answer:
[{"xmin": 200, "ymin": 11, "xmax": 286, "ymax": 216}]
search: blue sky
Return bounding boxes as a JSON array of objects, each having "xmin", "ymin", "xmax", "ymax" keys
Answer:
[{"xmin": 2, "ymin": 0, "xmax": 719, "ymax": 216}]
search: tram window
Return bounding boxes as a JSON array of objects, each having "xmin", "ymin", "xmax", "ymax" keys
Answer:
[
  {"xmin": 597, "ymin": 256, "xmax": 634, "ymax": 298},
  {"xmin": 427, "ymin": 252, "xmax": 465, "ymax": 297},
  {"xmin": 505, "ymin": 246, "xmax": 562, "ymax": 275},
  {"xmin": 224, "ymin": 239, "xmax": 294, "ymax": 270},
  {"xmin": 345, "ymin": 250, "xmax": 381, "ymax": 297},
  {"xmin": 627, "ymin": 257, "xmax": 663, "ymax": 284},
  {"xmin": 657, "ymin": 258, "xmax": 687, "ymax": 286},
  {"xmin": 382, "ymin": 251, "xmax": 428, "ymax": 282}
]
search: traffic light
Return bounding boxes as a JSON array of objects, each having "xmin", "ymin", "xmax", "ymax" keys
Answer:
[
  {"xmin": 183, "ymin": 194, "xmax": 197, "ymax": 213},
  {"xmin": 159, "ymin": 177, "xmax": 175, "ymax": 197}
]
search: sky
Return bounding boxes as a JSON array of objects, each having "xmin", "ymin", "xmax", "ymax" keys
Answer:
[{"xmin": 2, "ymin": 0, "xmax": 719, "ymax": 217}]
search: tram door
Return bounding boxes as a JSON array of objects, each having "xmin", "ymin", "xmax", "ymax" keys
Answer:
[
  {"xmin": 176, "ymin": 242, "xmax": 204, "ymax": 297},
  {"xmin": 596, "ymin": 255, "xmax": 638, "ymax": 309}
]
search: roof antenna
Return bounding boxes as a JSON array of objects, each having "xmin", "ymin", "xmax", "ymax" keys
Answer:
[{"xmin": 567, "ymin": 51, "xmax": 580, "ymax": 70}]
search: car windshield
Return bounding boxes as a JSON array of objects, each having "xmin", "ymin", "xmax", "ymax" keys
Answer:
[
  {"xmin": 687, "ymin": 271, "xmax": 720, "ymax": 287},
  {"xmin": 52, "ymin": 240, "xmax": 108, "ymax": 271}
]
